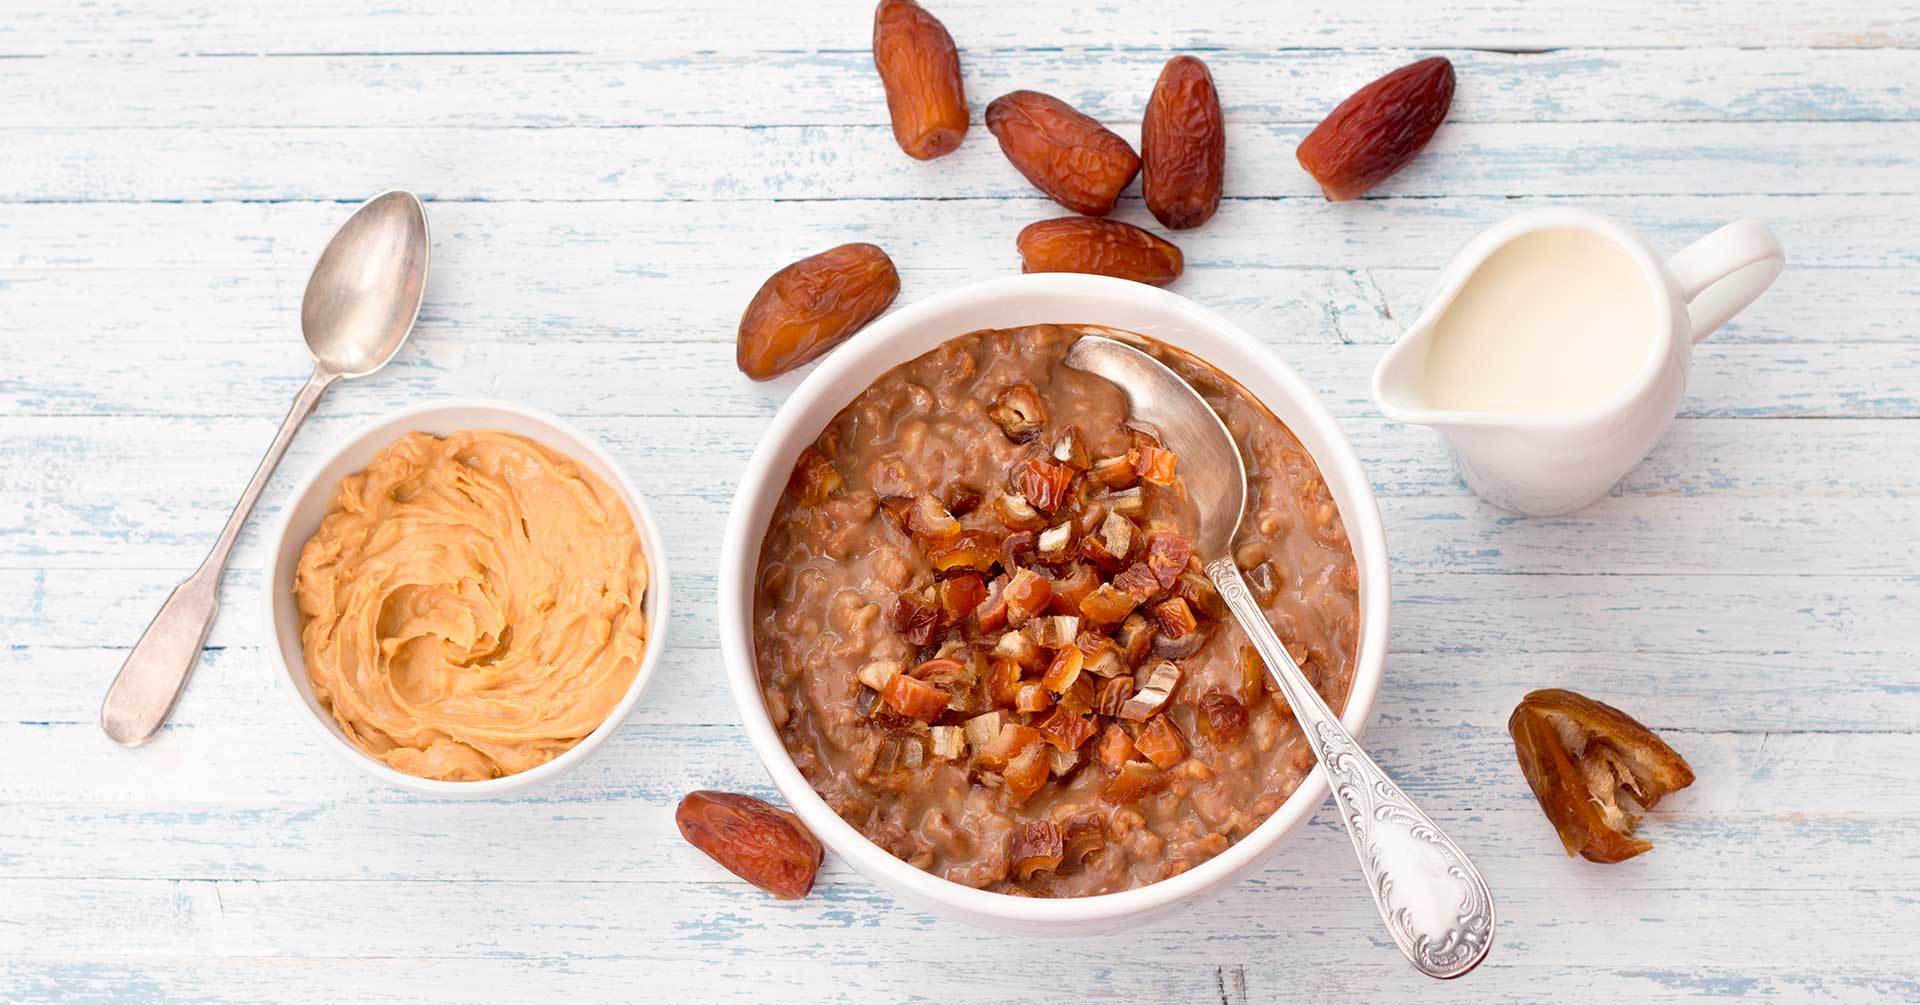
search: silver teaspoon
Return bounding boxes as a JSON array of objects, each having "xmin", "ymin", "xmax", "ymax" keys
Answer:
[
  {"xmin": 1067, "ymin": 334, "xmax": 1494, "ymax": 980},
  {"xmin": 100, "ymin": 191, "xmax": 430, "ymax": 747}
]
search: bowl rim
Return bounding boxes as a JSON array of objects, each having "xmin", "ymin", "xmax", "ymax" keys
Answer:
[
  {"xmin": 260, "ymin": 396, "xmax": 672, "ymax": 798},
  {"xmin": 718, "ymin": 273, "xmax": 1389, "ymax": 925}
]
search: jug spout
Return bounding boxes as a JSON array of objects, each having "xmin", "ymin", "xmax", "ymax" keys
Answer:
[{"xmin": 1370, "ymin": 317, "xmax": 1450, "ymax": 428}]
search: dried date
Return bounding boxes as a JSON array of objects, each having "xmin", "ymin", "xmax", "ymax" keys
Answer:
[
  {"xmin": 675, "ymin": 791, "xmax": 825, "ymax": 900},
  {"xmin": 737, "ymin": 243, "xmax": 901, "ymax": 379},
  {"xmin": 1141, "ymin": 55, "xmax": 1225, "ymax": 229},
  {"xmin": 1296, "ymin": 57, "xmax": 1455, "ymax": 201},
  {"xmin": 872, "ymin": 0, "xmax": 969, "ymax": 160},
  {"xmin": 985, "ymin": 90, "xmax": 1140, "ymax": 215},
  {"xmin": 1017, "ymin": 217, "xmax": 1183, "ymax": 287}
]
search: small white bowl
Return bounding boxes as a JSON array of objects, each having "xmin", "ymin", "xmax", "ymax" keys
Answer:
[
  {"xmin": 263, "ymin": 399, "xmax": 671, "ymax": 798},
  {"xmin": 718, "ymin": 273, "xmax": 1390, "ymax": 934}
]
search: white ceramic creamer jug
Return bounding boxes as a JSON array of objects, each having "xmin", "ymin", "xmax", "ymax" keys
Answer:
[{"xmin": 1372, "ymin": 208, "xmax": 1783, "ymax": 515}]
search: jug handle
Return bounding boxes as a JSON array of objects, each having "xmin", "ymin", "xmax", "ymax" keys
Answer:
[{"xmin": 1666, "ymin": 218, "xmax": 1785, "ymax": 343}]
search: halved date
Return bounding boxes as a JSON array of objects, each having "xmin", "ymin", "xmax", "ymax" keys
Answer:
[
  {"xmin": 738, "ymin": 243, "xmax": 900, "ymax": 380},
  {"xmin": 1141, "ymin": 55, "xmax": 1225, "ymax": 229},
  {"xmin": 986, "ymin": 90, "xmax": 1140, "ymax": 215},
  {"xmin": 1017, "ymin": 218, "xmax": 1183, "ymax": 287}
]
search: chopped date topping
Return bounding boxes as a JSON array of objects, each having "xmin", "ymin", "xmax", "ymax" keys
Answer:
[
  {"xmin": 975, "ymin": 574, "xmax": 1011, "ymax": 633},
  {"xmin": 1151, "ymin": 597, "xmax": 1199, "ymax": 639},
  {"xmin": 1013, "ymin": 458, "xmax": 1077, "ymax": 513},
  {"xmin": 994, "ymin": 493, "xmax": 1047, "ymax": 531},
  {"xmin": 1051, "ymin": 425, "xmax": 1091, "ymax": 470},
  {"xmin": 876, "ymin": 493, "xmax": 915, "ymax": 534},
  {"xmin": 1170, "ymin": 570, "xmax": 1226, "ymax": 620},
  {"xmin": 1244, "ymin": 561, "xmax": 1281, "ymax": 602},
  {"xmin": 1077, "ymin": 583, "xmax": 1140, "ymax": 626},
  {"xmin": 1094, "ymin": 675, "xmax": 1134, "ymax": 717},
  {"xmin": 1013, "ymin": 680, "xmax": 1054, "ymax": 713},
  {"xmin": 1144, "ymin": 532, "xmax": 1194, "ymax": 589},
  {"xmin": 882, "ymin": 673, "xmax": 950, "ymax": 722},
  {"xmin": 964, "ymin": 710, "xmax": 1011, "ymax": 749},
  {"xmin": 1120, "ymin": 661, "xmax": 1182, "ymax": 721},
  {"xmin": 1113, "ymin": 612, "xmax": 1156, "ymax": 665},
  {"xmin": 1095, "ymin": 722, "xmax": 1139, "ymax": 773},
  {"xmin": 1002, "ymin": 567, "xmax": 1053, "ymax": 626},
  {"xmin": 1061, "ymin": 812, "xmax": 1106, "ymax": 864},
  {"xmin": 1027, "ymin": 614, "xmax": 1081, "ymax": 650},
  {"xmin": 1036, "ymin": 523, "xmax": 1075, "ymax": 563},
  {"xmin": 858, "ymin": 659, "xmax": 903, "ymax": 693},
  {"xmin": 1058, "ymin": 674, "xmax": 1097, "ymax": 716},
  {"xmin": 1134, "ymin": 715, "xmax": 1188, "ymax": 769},
  {"xmin": 937, "ymin": 573, "xmax": 988, "ymax": 623},
  {"xmin": 1077, "ymin": 633, "xmax": 1125, "ymax": 677},
  {"xmin": 1091, "ymin": 453, "xmax": 1138, "ymax": 489},
  {"xmin": 839, "ymin": 383, "xmax": 1234, "ymax": 816},
  {"xmin": 1135, "ymin": 445, "xmax": 1178, "ymax": 486},
  {"xmin": 1101, "ymin": 760, "xmax": 1170, "ymax": 804},
  {"xmin": 1050, "ymin": 563, "xmax": 1099, "ymax": 615},
  {"xmin": 1048, "ymin": 744, "xmax": 1089, "ymax": 779},
  {"xmin": 1009, "ymin": 821, "xmax": 1065, "ymax": 879},
  {"xmin": 986, "ymin": 658, "xmax": 1023, "ymax": 708},
  {"xmin": 911, "ymin": 656, "xmax": 972, "ymax": 686},
  {"xmin": 908, "ymin": 493, "xmax": 961, "ymax": 541},
  {"xmin": 1080, "ymin": 511, "xmax": 1135, "ymax": 569},
  {"xmin": 990, "ymin": 383, "xmax": 1048, "ymax": 443},
  {"xmin": 928, "ymin": 529, "xmax": 1001, "ymax": 572},
  {"xmin": 930, "ymin": 725, "xmax": 967, "ymax": 760},
  {"xmin": 1034, "ymin": 705, "xmax": 1097, "ymax": 752},
  {"xmin": 888, "ymin": 593, "xmax": 940, "ymax": 646},
  {"xmin": 789, "ymin": 447, "xmax": 844, "ymax": 506},
  {"xmin": 1040, "ymin": 644, "xmax": 1084, "ymax": 693},
  {"xmin": 1113, "ymin": 562, "xmax": 1161, "ymax": 604},
  {"xmin": 993, "ymin": 630, "xmax": 1045, "ymax": 669},
  {"xmin": 1197, "ymin": 690, "xmax": 1249, "ymax": 744}
]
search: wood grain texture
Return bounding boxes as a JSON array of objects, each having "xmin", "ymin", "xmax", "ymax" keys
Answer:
[{"xmin": 3, "ymin": 1, "xmax": 1917, "ymax": 1002}]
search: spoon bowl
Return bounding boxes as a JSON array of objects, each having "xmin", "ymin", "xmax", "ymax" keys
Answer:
[
  {"xmin": 302, "ymin": 190, "xmax": 430, "ymax": 376},
  {"xmin": 1067, "ymin": 334, "xmax": 1495, "ymax": 979}
]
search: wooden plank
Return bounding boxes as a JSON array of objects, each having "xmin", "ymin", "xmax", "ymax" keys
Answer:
[
  {"xmin": 3, "ymin": 258, "xmax": 1910, "ymax": 348},
  {"xmin": 6, "ymin": 0, "xmax": 1915, "ymax": 53},
  {"xmin": 3, "ymin": 49, "xmax": 1916, "ymax": 129},
  {"xmin": 5, "ymin": 122, "xmax": 1916, "ymax": 203},
  {"xmin": 0, "ymin": 957, "xmax": 1911, "ymax": 1005},
  {"xmin": 3, "ymin": 336, "xmax": 1913, "ymax": 420},
  {"xmin": 1, "ymin": 197, "xmax": 1910, "ymax": 274}
]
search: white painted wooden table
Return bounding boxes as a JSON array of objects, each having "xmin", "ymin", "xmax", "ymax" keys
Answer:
[{"xmin": 4, "ymin": 2, "xmax": 1917, "ymax": 1001}]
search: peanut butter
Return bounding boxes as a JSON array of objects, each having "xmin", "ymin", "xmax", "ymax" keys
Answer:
[{"xmin": 294, "ymin": 430, "xmax": 650, "ymax": 781}]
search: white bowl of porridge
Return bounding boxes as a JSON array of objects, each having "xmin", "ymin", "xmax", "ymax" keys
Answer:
[{"xmin": 718, "ymin": 273, "xmax": 1388, "ymax": 934}]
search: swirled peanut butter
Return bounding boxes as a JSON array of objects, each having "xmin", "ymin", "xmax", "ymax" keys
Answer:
[{"xmin": 294, "ymin": 430, "xmax": 650, "ymax": 781}]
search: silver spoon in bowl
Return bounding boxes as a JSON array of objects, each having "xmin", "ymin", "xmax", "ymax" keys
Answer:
[
  {"xmin": 100, "ymin": 191, "xmax": 430, "ymax": 747},
  {"xmin": 1067, "ymin": 334, "xmax": 1494, "ymax": 980}
]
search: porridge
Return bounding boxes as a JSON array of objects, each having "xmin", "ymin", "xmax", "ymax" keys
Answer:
[{"xmin": 752, "ymin": 324, "xmax": 1358, "ymax": 895}]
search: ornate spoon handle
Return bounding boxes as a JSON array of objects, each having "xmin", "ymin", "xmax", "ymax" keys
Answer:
[{"xmin": 1207, "ymin": 558, "xmax": 1495, "ymax": 979}]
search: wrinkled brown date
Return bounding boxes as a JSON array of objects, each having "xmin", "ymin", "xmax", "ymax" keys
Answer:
[
  {"xmin": 1296, "ymin": 56, "xmax": 1454, "ymax": 201},
  {"xmin": 872, "ymin": 0, "xmax": 969, "ymax": 160},
  {"xmin": 675, "ymin": 790, "xmax": 826, "ymax": 899},
  {"xmin": 737, "ymin": 243, "xmax": 900, "ymax": 380},
  {"xmin": 1141, "ymin": 55, "xmax": 1225, "ymax": 229},
  {"xmin": 1508, "ymin": 688, "xmax": 1696, "ymax": 864},
  {"xmin": 1017, "ymin": 217, "xmax": 1183, "ymax": 287},
  {"xmin": 986, "ymin": 90, "xmax": 1140, "ymax": 216}
]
